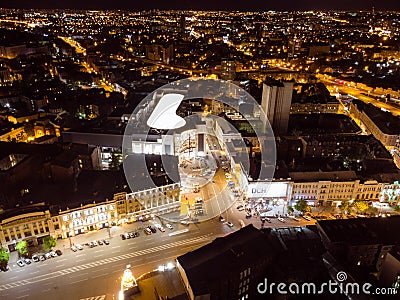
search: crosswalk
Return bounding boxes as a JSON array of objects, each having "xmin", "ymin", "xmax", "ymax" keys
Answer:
[
  {"xmin": 0, "ymin": 233, "xmax": 213, "ymax": 292},
  {"xmin": 80, "ymin": 295, "xmax": 106, "ymax": 300}
]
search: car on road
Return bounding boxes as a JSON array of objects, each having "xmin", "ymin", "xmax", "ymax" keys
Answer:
[
  {"xmin": 158, "ymin": 226, "xmax": 166, "ymax": 232},
  {"xmin": 277, "ymin": 217, "xmax": 285, "ymax": 223},
  {"xmin": 32, "ymin": 254, "xmax": 40, "ymax": 262},
  {"xmin": 219, "ymin": 216, "xmax": 225, "ymax": 222},
  {"xmin": 166, "ymin": 223, "xmax": 173, "ymax": 230},
  {"xmin": 144, "ymin": 228, "xmax": 152, "ymax": 235},
  {"xmin": 103, "ymin": 239, "xmax": 110, "ymax": 245},
  {"xmin": 225, "ymin": 221, "xmax": 234, "ymax": 227},
  {"xmin": 121, "ymin": 234, "xmax": 126, "ymax": 240},
  {"xmin": 71, "ymin": 245, "xmax": 78, "ymax": 252},
  {"xmin": 76, "ymin": 244, "xmax": 84, "ymax": 250},
  {"xmin": 302, "ymin": 216, "xmax": 311, "ymax": 221},
  {"xmin": 180, "ymin": 220, "xmax": 189, "ymax": 226},
  {"xmin": 17, "ymin": 260, "xmax": 25, "ymax": 267},
  {"xmin": 55, "ymin": 250, "xmax": 63, "ymax": 256}
]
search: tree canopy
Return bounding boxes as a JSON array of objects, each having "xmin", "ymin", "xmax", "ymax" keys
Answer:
[
  {"xmin": 16, "ymin": 241, "xmax": 28, "ymax": 256},
  {"xmin": 294, "ymin": 199, "xmax": 311, "ymax": 213},
  {"xmin": 43, "ymin": 236, "xmax": 57, "ymax": 251}
]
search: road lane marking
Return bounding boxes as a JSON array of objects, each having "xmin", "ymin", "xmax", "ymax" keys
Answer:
[{"xmin": 0, "ymin": 233, "xmax": 214, "ymax": 292}]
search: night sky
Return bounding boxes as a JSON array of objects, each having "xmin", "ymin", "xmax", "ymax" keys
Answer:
[{"xmin": 1, "ymin": 0, "xmax": 399, "ymax": 11}]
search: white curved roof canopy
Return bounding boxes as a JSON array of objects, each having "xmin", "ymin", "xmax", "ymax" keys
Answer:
[{"xmin": 146, "ymin": 93, "xmax": 186, "ymax": 130}]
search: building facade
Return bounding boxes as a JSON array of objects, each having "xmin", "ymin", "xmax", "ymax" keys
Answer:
[
  {"xmin": 0, "ymin": 183, "xmax": 181, "ymax": 250},
  {"xmin": 261, "ymin": 81, "xmax": 294, "ymax": 135},
  {"xmin": 0, "ymin": 209, "xmax": 55, "ymax": 252}
]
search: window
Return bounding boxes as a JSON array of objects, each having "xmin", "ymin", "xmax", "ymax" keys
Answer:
[{"xmin": 63, "ymin": 215, "xmax": 69, "ymax": 222}]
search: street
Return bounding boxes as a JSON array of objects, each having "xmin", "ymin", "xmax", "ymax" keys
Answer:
[{"xmin": 0, "ymin": 208, "xmax": 315, "ymax": 300}]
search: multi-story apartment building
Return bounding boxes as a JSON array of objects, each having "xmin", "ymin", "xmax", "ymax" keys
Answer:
[
  {"xmin": 0, "ymin": 183, "xmax": 181, "ymax": 251},
  {"xmin": 0, "ymin": 207, "xmax": 55, "ymax": 252},
  {"xmin": 349, "ymin": 99, "xmax": 400, "ymax": 148}
]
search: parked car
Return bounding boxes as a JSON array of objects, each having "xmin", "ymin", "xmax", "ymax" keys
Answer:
[
  {"xmin": 39, "ymin": 255, "xmax": 46, "ymax": 261},
  {"xmin": 158, "ymin": 226, "xmax": 166, "ymax": 232},
  {"xmin": 225, "ymin": 221, "xmax": 234, "ymax": 227},
  {"xmin": 278, "ymin": 217, "xmax": 285, "ymax": 223},
  {"xmin": 0, "ymin": 265, "xmax": 9, "ymax": 272},
  {"xmin": 103, "ymin": 239, "xmax": 110, "ymax": 245},
  {"xmin": 87, "ymin": 242, "xmax": 94, "ymax": 248},
  {"xmin": 129, "ymin": 232, "xmax": 136, "ymax": 238},
  {"xmin": 125, "ymin": 233, "xmax": 131, "ymax": 239},
  {"xmin": 149, "ymin": 226, "xmax": 157, "ymax": 233},
  {"xmin": 92, "ymin": 241, "xmax": 98, "ymax": 247},
  {"xmin": 302, "ymin": 216, "xmax": 311, "ymax": 221},
  {"xmin": 55, "ymin": 250, "xmax": 63, "ymax": 256},
  {"xmin": 76, "ymin": 244, "xmax": 84, "ymax": 250},
  {"xmin": 97, "ymin": 240, "xmax": 103, "ymax": 245},
  {"xmin": 50, "ymin": 251, "xmax": 57, "ymax": 257},
  {"xmin": 180, "ymin": 220, "xmax": 189, "ymax": 226},
  {"xmin": 144, "ymin": 228, "xmax": 152, "ymax": 235},
  {"xmin": 32, "ymin": 254, "xmax": 40, "ymax": 262},
  {"xmin": 24, "ymin": 258, "xmax": 32, "ymax": 265},
  {"xmin": 245, "ymin": 213, "xmax": 252, "ymax": 219},
  {"xmin": 71, "ymin": 245, "xmax": 78, "ymax": 252},
  {"xmin": 166, "ymin": 223, "xmax": 173, "ymax": 230},
  {"xmin": 17, "ymin": 260, "xmax": 25, "ymax": 267},
  {"xmin": 121, "ymin": 234, "xmax": 126, "ymax": 240},
  {"xmin": 219, "ymin": 216, "xmax": 225, "ymax": 222},
  {"xmin": 45, "ymin": 253, "xmax": 52, "ymax": 259}
]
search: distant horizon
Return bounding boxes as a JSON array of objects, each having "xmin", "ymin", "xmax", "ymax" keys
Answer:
[
  {"xmin": 1, "ymin": 0, "xmax": 399, "ymax": 12},
  {"xmin": 2, "ymin": 7, "xmax": 400, "ymax": 13}
]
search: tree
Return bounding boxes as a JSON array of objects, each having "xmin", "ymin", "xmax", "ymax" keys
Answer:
[
  {"xmin": 0, "ymin": 248, "xmax": 9, "ymax": 263},
  {"xmin": 287, "ymin": 205, "xmax": 294, "ymax": 215},
  {"xmin": 0, "ymin": 247, "xmax": 9, "ymax": 270},
  {"xmin": 24, "ymin": 122, "xmax": 35, "ymax": 138},
  {"xmin": 43, "ymin": 236, "xmax": 57, "ymax": 252},
  {"xmin": 294, "ymin": 199, "xmax": 311, "ymax": 213},
  {"xmin": 352, "ymin": 200, "xmax": 369, "ymax": 213},
  {"xmin": 338, "ymin": 201, "xmax": 351, "ymax": 214},
  {"xmin": 16, "ymin": 241, "xmax": 28, "ymax": 256}
]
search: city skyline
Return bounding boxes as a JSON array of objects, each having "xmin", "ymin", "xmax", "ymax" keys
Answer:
[
  {"xmin": 1, "ymin": 0, "xmax": 399, "ymax": 12},
  {"xmin": 1, "ymin": 4, "xmax": 400, "ymax": 300}
]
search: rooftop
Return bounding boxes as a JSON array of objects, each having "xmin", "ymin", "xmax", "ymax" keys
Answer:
[
  {"xmin": 352, "ymin": 99, "xmax": 400, "ymax": 135},
  {"xmin": 176, "ymin": 225, "xmax": 279, "ymax": 295},
  {"xmin": 317, "ymin": 215, "xmax": 400, "ymax": 245}
]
